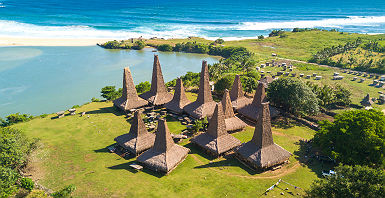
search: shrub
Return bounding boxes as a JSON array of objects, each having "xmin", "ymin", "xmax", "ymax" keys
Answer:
[
  {"xmin": 100, "ymin": 40, "xmax": 120, "ymax": 49},
  {"xmin": 52, "ymin": 185, "xmax": 76, "ymax": 198},
  {"xmin": 71, "ymin": 105, "xmax": 80, "ymax": 109},
  {"xmin": 258, "ymin": 35, "xmax": 264, "ymax": 40},
  {"xmin": 214, "ymin": 74, "xmax": 235, "ymax": 96},
  {"xmin": 269, "ymin": 29, "xmax": 285, "ymax": 37},
  {"xmin": 2, "ymin": 113, "xmax": 33, "ymax": 126},
  {"xmin": 39, "ymin": 114, "xmax": 48, "ymax": 118},
  {"xmin": 214, "ymin": 38, "xmax": 224, "ymax": 44},
  {"xmin": 132, "ymin": 40, "xmax": 145, "ymax": 50},
  {"xmin": 191, "ymin": 119, "xmax": 203, "ymax": 133},
  {"xmin": 157, "ymin": 44, "xmax": 173, "ymax": 52},
  {"xmin": 279, "ymin": 34, "xmax": 288, "ymax": 38},
  {"xmin": 314, "ymin": 109, "xmax": 385, "ymax": 168},
  {"xmin": 27, "ymin": 189, "xmax": 49, "ymax": 198},
  {"xmin": 20, "ymin": 177, "xmax": 34, "ymax": 190},
  {"xmin": 100, "ymin": 86, "xmax": 121, "ymax": 101},
  {"xmin": 305, "ymin": 164, "xmax": 385, "ymax": 198},
  {"xmin": 91, "ymin": 97, "xmax": 101, "ymax": 102},
  {"xmin": 0, "ymin": 166, "xmax": 20, "ymax": 198},
  {"xmin": 267, "ymin": 78, "xmax": 319, "ymax": 115},
  {"xmin": 135, "ymin": 81, "xmax": 151, "ymax": 94}
]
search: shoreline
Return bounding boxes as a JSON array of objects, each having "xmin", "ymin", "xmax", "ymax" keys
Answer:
[{"xmin": 0, "ymin": 36, "xmax": 114, "ymax": 46}]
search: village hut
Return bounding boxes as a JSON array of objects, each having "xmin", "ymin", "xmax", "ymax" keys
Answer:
[
  {"xmin": 164, "ymin": 78, "xmax": 191, "ymax": 114},
  {"xmin": 114, "ymin": 110, "xmax": 155, "ymax": 155},
  {"xmin": 140, "ymin": 55, "xmax": 173, "ymax": 105},
  {"xmin": 229, "ymin": 75, "xmax": 252, "ymax": 110},
  {"xmin": 221, "ymin": 90, "xmax": 247, "ymax": 132},
  {"xmin": 191, "ymin": 103, "xmax": 241, "ymax": 157},
  {"xmin": 237, "ymin": 82, "xmax": 279, "ymax": 121},
  {"xmin": 113, "ymin": 67, "xmax": 148, "ymax": 111},
  {"xmin": 137, "ymin": 119, "xmax": 190, "ymax": 174},
  {"xmin": 259, "ymin": 76, "xmax": 275, "ymax": 87},
  {"xmin": 183, "ymin": 61, "xmax": 217, "ymax": 119},
  {"xmin": 235, "ymin": 102, "xmax": 291, "ymax": 170},
  {"xmin": 360, "ymin": 93, "xmax": 374, "ymax": 107}
]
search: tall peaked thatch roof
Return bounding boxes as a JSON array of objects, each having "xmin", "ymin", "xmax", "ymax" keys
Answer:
[
  {"xmin": 183, "ymin": 61, "xmax": 217, "ymax": 119},
  {"xmin": 139, "ymin": 55, "xmax": 173, "ymax": 105},
  {"xmin": 235, "ymin": 102, "xmax": 291, "ymax": 169},
  {"xmin": 221, "ymin": 90, "xmax": 247, "ymax": 132},
  {"xmin": 164, "ymin": 78, "xmax": 191, "ymax": 114},
  {"xmin": 113, "ymin": 67, "xmax": 148, "ymax": 111},
  {"xmin": 360, "ymin": 93, "xmax": 373, "ymax": 107},
  {"xmin": 137, "ymin": 119, "xmax": 189, "ymax": 174},
  {"xmin": 230, "ymin": 75, "xmax": 252, "ymax": 110},
  {"xmin": 238, "ymin": 83, "xmax": 279, "ymax": 121},
  {"xmin": 191, "ymin": 103, "xmax": 241, "ymax": 157},
  {"xmin": 114, "ymin": 110, "xmax": 155, "ymax": 155}
]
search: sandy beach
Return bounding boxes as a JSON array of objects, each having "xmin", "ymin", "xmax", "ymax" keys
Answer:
[{"xmin": 0, "ymin": 36, "xmax": 113, "ymax": 46}]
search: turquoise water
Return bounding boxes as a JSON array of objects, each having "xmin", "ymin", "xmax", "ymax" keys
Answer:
[
  {"xmin": 0, "ymin": 0, "xmax": 385, "ymax": 39},
  {"xmin": 0, "ymin": 47, "xmax": 217, "ymax": 117}
]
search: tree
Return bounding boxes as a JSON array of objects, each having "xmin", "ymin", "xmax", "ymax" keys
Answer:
[
  {"xmin": 214, "ymin": 74, "xmax": 235, "ymax": 96},
  {"xmin": 333, "ymin": 84, "xmax": 351, "ymax": 106},
  {"xmin": 100, "ymin": 86, "xmax": 120, "ymax": 101},
  {"xmin": 157, "ymin": 44, "xmax": 173, "ymax": 52},
  {"xmin": 135, "ymin": 81, "xmax": 151, "ymax": 94},
  {"xmin": 314, "ymin": 109, "xmax": 385, "ymax": 168},
  {"xmin": 0, "ymin": 113, "xmax": 33, "ymax": 127},
  {"xmin": 305, "ymin": 164, "xmax": 385, "ymax": 198},
  {"xmin": 214, "ymin": 38, "xmax": 225, "ymax": 44},
  {"xmin": 132, "ymin": 40, "xmax": 145, "ymax": 50},
  {"xmin": 258, "ymin": 35, "xmax": 264, "ymax": 40},
  {"xmin": 267, "ymin": 78, "xmax": 319, "ymax": 115}
]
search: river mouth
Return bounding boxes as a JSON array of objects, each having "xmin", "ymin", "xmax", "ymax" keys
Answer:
[{"xmin": 0, "ymin": 46, "xmax": 218, "ymax": 117}]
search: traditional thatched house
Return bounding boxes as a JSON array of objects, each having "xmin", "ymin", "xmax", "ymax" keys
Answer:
[
  {"xmin": 164, "ymin": 78, "xmax": 191, "ymax": 114},
  {"xmin": 191, "ymin": 103, "xmax": 241, "ymax": 157},
  {"xmin": 230, "ymin": 75, "xmax": 252, "ymax": 110},
  {"xmin": 140, "ymin": 55, "xmax": 173, "ymax": 105},
  {"xmin": 259, "ymin": 76, "xmax": 275, "ymax": 87},
  {"xmin": 237, "ymin": 82, "xmax": 279, "ymax": 121},
  {"xmin": 114, "ymin": 110, "xmax": 155, "ymax": 155},
  {"xmin": 360, "ymin": 93, "xmax": 374, "ymax": 107},
  {"xmin": 137, "ymin": 119, "xmax": 190, "ymax": 174},
  {"xmin": 221, "ymin": 89, "xmax": 247, "ymax": 132},
  {"xmin": 235, "ymin": 102, "xmax": 291, "ymax": 170},
  {"xmin": 113, "ymin": 67, "xmax": 148, "ymax": 111},
  {"xmin": 183, "ymin": 61, "xmax": 217, "ymax": 119}
]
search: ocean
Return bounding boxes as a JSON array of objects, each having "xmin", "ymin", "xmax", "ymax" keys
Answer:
[{"xmin": 1, "ymin": 0, "xmax": 385, "ymax": 40}]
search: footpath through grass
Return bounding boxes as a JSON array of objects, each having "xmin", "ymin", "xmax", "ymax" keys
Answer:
[{"xmin": 14, "ymin": 101, "xmax": 321, "ymax": 197}]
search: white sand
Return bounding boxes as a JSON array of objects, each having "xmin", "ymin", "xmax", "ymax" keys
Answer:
[{"xmin": 0, "ymin": 36, "xmax": 113, "ymax": 46}]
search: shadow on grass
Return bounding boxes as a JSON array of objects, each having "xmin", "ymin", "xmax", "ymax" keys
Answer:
[
  {"xmin": 86, "ymin": 106, "xmax": 125, "ymax": 116},
  {"xmin": 293, "ymin": 140, "xmax": 335, "ymax": 178},
  {"xmin": 107, "ymin": 162, "xmax": 164, "ymax": 178}
]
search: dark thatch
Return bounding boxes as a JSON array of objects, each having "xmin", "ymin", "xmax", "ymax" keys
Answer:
[
  {"xmin": 164, "ymin": 78, "xmax": 191, "ymax": 114},
  {"xmin": 259, "ymin": 76, "xmax": 275, "ymax": 87},
  {"xmin": 137, "ymin": 119, "xmax": 190, "ymax": 174},
  {"xmin": 183, "ymin": 61, "xmax": 217, "ymax": 119},
  {"xmin": 235, "ymin": 102, "xmax": 291, "ymax": 169},
  {"xmin": 237, "ymin": 82, "xmax": 279, "ymax": 121},
  {"xmin": 113, "ymin": 67, "xmax": 148, "ymax": 111},
  {"xmin": 230, "ymin": 75, "xmax": 252, "ymax": 110},
  {"xmin": 140, "ymin": 55, "xmax": 173, "ymax": 105},
  {"xmin": 191, "ymin": 103, "xmax": 241, "ymax": 157},
  {"xmin": 114, "ymin": 110, "xmax": 155, "ymax": 155},
  {"xmin": 360, "ymin": 93, "xmax": 374, "ymax": 107},
  {"xmin": 221, "ymin": 89, "xmax": 247, "ymax": 132}
]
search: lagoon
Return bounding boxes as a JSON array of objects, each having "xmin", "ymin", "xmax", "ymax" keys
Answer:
[{"xmin": 0, "ymin": 46, "xmax": 217, "ymax": 117}]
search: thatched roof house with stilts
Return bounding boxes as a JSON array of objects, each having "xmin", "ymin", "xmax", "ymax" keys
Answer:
[
  {"xmin": 114, "ymin": 110, "xmax": 155, "ymax": 155},
  {"xmin": 140, "ymin": 55, "xmax": 173, "ymax": 105},
  {"xmin": 221, "ymin": 89, "xmax": 247, "ymax": 132},
  {"xmin": 164, "ymin": 78, "xmax": 191, "ymax": 114},
  {"xmin": 183, "ymin": 61, "xmax": 217, "ymax": 119},
  {"xmin": 235, "ymin": 102, "xmax": 291, "ymax": 170},
  {"xmin": 137, "ymin": 119, "xmax": 190, "ymax": 174},
  {"xmin": 237, "ymin": 82, "xmax": 279, "ymax": 121},
  {"xmin": 191, "ymin": 103, "xmax": 241, "ymax": 157},
  {"xmin": 113, "ymin": 67, "xmax": 148, "ymax": 111},
  {"xmin": 230, "ymin": 75, "xmax": 252, "ymax": 110}
]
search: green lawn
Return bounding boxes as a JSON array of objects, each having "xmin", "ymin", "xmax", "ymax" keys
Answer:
[{"xmin": 14, "ymin": 101, "xmax": 321, "ymax": 197}]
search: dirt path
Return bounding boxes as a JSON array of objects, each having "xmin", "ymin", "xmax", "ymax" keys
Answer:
[{"xmin": 190, "ymin": 155, "xmax": 301, "ymax": 179}]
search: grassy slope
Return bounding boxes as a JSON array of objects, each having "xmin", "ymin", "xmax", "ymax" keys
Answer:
[{"xmin": 14, "ymin": 100, "xmax": 320, "ymax": 197}]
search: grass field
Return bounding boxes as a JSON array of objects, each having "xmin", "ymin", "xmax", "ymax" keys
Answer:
[{"xmin": 13, "ymin": 100, "xmax": 326, "ymax": 197}]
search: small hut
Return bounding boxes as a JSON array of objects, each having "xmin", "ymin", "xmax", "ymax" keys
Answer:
[
  {"xmin": 183, "ymin": 61, "xmax": 217, "ymax": 119},
  {"xmin": 114, "ymin": 110, "xmax": 155, "ymax": 155},
  {"xmin": 237, "ymin": 83, "xmax": 279, "ymax": 121},
  {"xmin": 164, "ymin": 78, "xmax": 191, "ymax": 114},
  {"xmin": 191, "ymin": 103, "xmax": 241, "ymax": 157},
  {"xmin": 229, "ymin": 75, "xmax": 252, "ymax": 110},
  {"xmin": 140, "ymin": 55, "xmax": 173, "ymax": 105},
  {"xmin": 137, "ymin": 119, "xmax": 189, "ymax": 174},
  {"xmin": 235, "ymin": 102, "xmax": 291, "ymax": 170},
  {"xmin": 360, "ymin": 94, "xmax": 374, "ymax": 107},
  {"xmin": 259, "ymin": 76, "xmax": 275, "ymax": 88},
  {"xmin": 114, "ymin": 67, "xmax": 148, "ymax": 111},
  {"xmin": 221, "ymin": 90, "xmax": 247, "ymax": 132}
]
